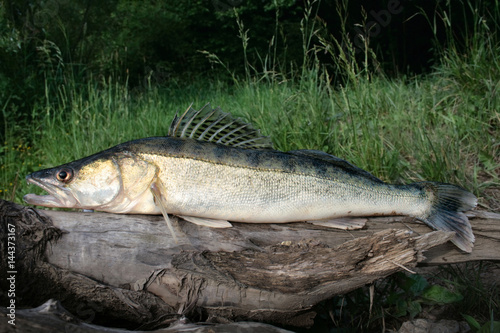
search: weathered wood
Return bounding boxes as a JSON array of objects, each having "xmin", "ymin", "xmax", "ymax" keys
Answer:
[
  {"xmin": 0, "ymin": 299, "xmax": 294, "ymax": 333},
  {"xmin": 1, "ymin": 199, "xmax": 499, "ymax": 329},
  {"xmin": 40, "ymin": 209, "xmax": 500, "ymax": 288}
]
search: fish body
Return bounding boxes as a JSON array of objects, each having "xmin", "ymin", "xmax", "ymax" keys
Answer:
[
  {"xmin": 24, "ymin": 104, "xmax": 477, "ymax": 252},
  {"xmin": 112, "ymin": 137, "xmax": 429, "ymax": 221}
]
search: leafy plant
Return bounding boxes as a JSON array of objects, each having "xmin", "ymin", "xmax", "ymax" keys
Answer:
[
  {"xmin": 463, "ymin": 312, "xmax": 500, "ymax": 333},
  {"xmin": 384, "ymin": 273, "xmax": 463, "ymax": 320},
  {"xmin": 320, "ymin": 273, "xmax": 466, "ymax": 330},
  {"xmin": 437, "ymin": 262, "xmax": 500, "ymax": 325}
]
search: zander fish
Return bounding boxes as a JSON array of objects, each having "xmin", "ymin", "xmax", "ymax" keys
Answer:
[{"xmin": 24, "ymin": 104, "xmax": 477, "ymax": 252}]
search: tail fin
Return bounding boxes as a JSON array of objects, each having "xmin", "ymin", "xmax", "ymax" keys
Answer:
[{"xmin": 416, "ymin": 182, "xmax": 477, "ymax": 253}]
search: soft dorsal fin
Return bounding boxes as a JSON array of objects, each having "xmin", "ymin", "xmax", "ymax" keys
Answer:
[
  {"xmin": 168, "ymin": 103, "xmax": 274, "ymax": 149},
  {"xmin": 287, "ymin": 149, "xmax": 384, "ymax": 183}
]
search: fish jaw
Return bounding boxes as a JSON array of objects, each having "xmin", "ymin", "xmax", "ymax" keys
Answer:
[{"xmin": 24, "ymin": 174, "xmax": 78, "ymax": 208}]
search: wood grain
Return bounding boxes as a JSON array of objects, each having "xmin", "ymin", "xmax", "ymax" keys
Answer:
[{"xmin": 1, "ymin": 199, "xmax": 499, "ymax": 329}]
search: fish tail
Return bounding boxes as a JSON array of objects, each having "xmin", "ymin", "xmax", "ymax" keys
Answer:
[{"xmin": 415, "ymin": 182, "xmax": 477, "ymax": 253}]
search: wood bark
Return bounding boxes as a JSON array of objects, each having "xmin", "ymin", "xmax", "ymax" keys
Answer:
[
  {"xmin": 1, "ymin": 199, "xmax": 499, "ymax": 330},
  {"xmin": 0, "ymin": 299, "xmax": 294, "ymax": 333}
]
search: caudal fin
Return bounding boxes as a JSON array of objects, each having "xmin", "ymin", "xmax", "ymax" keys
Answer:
[{"xmin": 417, "ymin": 182, "xmax": 477, "ymax": 253}]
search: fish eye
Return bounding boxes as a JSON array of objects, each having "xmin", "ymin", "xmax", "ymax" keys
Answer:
[{"xmin": 56, "ymin": 168, "xmax": 73, "ymax": 183}]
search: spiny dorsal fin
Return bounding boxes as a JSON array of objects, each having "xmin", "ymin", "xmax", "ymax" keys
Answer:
[
  {"xmin": 287, "ymin": 149, "xmax": 385, "ymax": 183},
  {"xmin": 168, "ymin": 103, "xmax": 274, "ymax": 149}
]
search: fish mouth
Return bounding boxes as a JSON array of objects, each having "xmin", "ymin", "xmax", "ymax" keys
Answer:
[{"xmin": 23, "ymin": 175, "xmax": 78, "ymax": 208}]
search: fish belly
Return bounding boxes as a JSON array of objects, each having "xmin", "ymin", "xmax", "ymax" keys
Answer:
[{"xmin": 152, "ymin": 156, "xmax": 430, "ymax": 223}]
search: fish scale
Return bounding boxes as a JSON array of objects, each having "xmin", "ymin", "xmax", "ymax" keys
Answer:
[{"xmin": 135, "ymin": 139, "xmax": 426, "ymax": 222}]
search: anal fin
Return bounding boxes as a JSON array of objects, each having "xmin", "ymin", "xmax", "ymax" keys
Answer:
[
  {"xmin": 179, "ymin": 215, "xmax": 233, "ymax": 228},
  {"xmin": 307, "ymin": 217, "xmax": 367, "ymax": 230},
  {"xmin": 150, "ymin": 181, "xmax": 178, "ymax": 243}
]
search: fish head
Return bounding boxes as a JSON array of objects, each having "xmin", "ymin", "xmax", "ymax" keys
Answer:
[
  {"xmin": 24, "ymin": 148, "xmax": 159, "ymax": 213},
  {"xmin": 24, "ymin": 154, "xmax": 123, "ymax": 209}
]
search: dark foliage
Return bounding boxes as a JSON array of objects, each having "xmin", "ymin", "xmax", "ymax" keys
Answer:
[{"xmin": 1, "ymin": 0, "xmax": 498, "ymax": 142}]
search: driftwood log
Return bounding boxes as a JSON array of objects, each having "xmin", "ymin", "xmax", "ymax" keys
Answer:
[
  {"xmin": 0, "ymin": 299, "xmax": 295, "ymax": 333},
  {"xmin": 1, "ymin": 199, "xmax": 499, "ymax": 331}
]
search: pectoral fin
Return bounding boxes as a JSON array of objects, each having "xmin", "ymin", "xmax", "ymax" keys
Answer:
[
  {"xmin": 307, "ymin": 217, "xmax": 367, "ymax": 230},
  {"xmin": 150, "ymin": 181, "xmax": 178, "ymax": 243},
  {"xmin": 178, "ymin": 215, "xmax": 233, "ymax": 228}
]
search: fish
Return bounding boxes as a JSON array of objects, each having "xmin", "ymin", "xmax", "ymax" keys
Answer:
[{"xmin": 24, "ymin": 103, "xmax": 477, "ymax": 252}]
